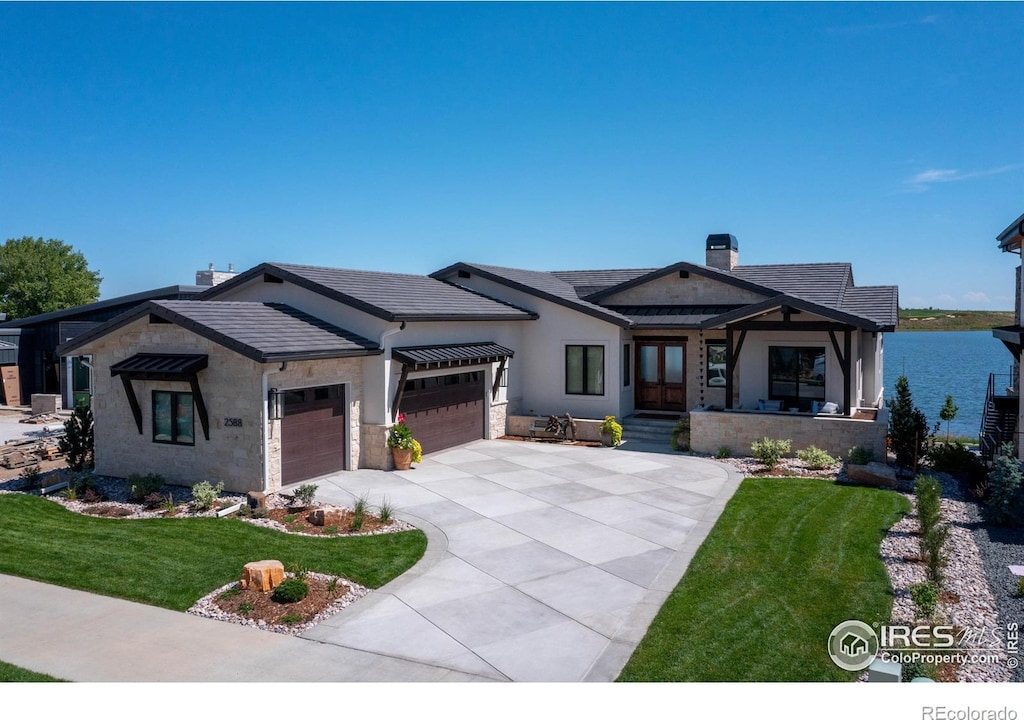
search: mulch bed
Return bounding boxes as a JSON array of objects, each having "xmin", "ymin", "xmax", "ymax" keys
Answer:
[
  {"xmin": 263, "ymin": 506, "xmax": 395, "ymax": 535},
  {"xmin": 498, "ymin": 435, "xmax": 605, "ymax": 448},
  {"xmin": 213, "ymin": 575, "xmax": 353, "ymax": 627}
]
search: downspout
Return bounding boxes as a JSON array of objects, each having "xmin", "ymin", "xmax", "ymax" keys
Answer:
[{"xmin": 261, "ymin": 361, "xmax": 288, "ymax": 493}]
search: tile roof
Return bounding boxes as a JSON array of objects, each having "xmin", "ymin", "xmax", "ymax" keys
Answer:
[
  {"xmin": 731, "ymin": 263, "xmax": 852, "ymax": 307},
  {"xmin": 59, "ymin": 300, "xmax": 382, "ymax": 362},
  {"xmin": 838, "ymin": 286, "xmax": 899, "ymax": 328},
  {"xmin": 430, "ymin": 263, "xmax": 632, "ymax": 327},
  {"xmin": 202, "ymin": 262, "xmax": 536, "ymax": 322}
]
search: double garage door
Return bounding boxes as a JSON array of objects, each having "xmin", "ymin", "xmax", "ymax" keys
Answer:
[
  {"xmin": 401, "ymin": 371, "xmax": 485, "ymax": 454},
  {"xmin": 281, "ymin": 384, "xmax": 347, "ymax": 484}
]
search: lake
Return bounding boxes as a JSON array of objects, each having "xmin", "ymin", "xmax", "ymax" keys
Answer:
[{"xmin": 883, "ymin": 331, "xmax": 1014, "ymax": 440}]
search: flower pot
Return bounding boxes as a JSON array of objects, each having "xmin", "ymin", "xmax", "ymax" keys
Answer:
[
  {"xmin": 601, "ymin": 431, "xmax": 613, "ymax": 447},
  {"xmin": 392, "ymin": 447, "xmax": 413, "ymax": 470}
]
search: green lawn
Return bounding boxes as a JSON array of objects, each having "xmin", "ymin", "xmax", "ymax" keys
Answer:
[
  {"xmin": 0, "ymin": 494, "xmax": 427, "ymax": 612},
  {"xmin": 0, "ymin": 660, "xmax": 65, "ymax": 682},
  {"xmin": 618, "ymin": 477, "xmax": 909, "ymax": 682}
]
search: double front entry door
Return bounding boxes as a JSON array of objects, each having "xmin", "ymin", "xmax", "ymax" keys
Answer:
[{"xmin": 636, "ymin": 341, "xmax": 686, "ymax": 411}]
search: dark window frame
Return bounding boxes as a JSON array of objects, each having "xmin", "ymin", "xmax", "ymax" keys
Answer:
[
  {"xmin": 152, "ymin": 390, "xmax": 195, "ymax": 446},
  {"xmin": 706, "ymin": 341, "xmax": 726, "ymax": 389},
  {"xmin": 768, "ymin": 346, "xmax": 826, "ymax": 411},
  {"xmin": 565, "ymin": 344, "xmax": 605, "ymax": 396},
  {"xmin": 623, "ymin": 344, "xmax": 631, "ymax": 387}
]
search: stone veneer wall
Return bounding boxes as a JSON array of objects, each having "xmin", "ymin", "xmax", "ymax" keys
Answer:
[
  {"xmin": 489, "ymin": 401, "xmax": 509, "ymax": 439},
  {"xmin": 84, "ymin": 319, "xmax": 266, "ymax": 494},
  {"xmin": 690, "ymin": 406, "xmax": 888, "ymax": 460},
  {"xmin": 506, "ymin": 415, "xmax": 609, "ymax": 443},
  {"xmin": 360, "ymin": 423, "xmax": 392, "ymax": 470}
]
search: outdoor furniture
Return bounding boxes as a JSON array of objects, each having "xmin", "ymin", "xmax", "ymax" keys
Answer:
[{"xmin": 530, "ymin": 416, "xmax": 562, "ymax": 440}]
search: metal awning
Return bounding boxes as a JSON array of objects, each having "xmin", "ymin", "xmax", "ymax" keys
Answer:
[
  {"xmin": 110, "ymin": 353, "xmax": 208, "ymax": 380},
  {"xmin": 110, "ymin": 353, "xmax": 210, "ymax": 440},
  {"xmin": 391, "ymin": 342, "xmax": 513, "ymax": 371}
]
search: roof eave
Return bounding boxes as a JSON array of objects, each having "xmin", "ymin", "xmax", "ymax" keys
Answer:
[
  {"xmin": 997, "ymin": 211, "xmax": 1024, "ymax": 251},
  {"xmin": 698, "ymin": 295, "xmax": 884, "ymax": 331},
  {"xmin": 259, "ymin": 348, "xmax": 384, "ymax": 363},
  {"xmin": 585, "ymin": 261, "xmax": 780, "ymax": 302}
]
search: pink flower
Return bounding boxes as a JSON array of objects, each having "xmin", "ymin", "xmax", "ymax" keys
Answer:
[{"xmin": 396, "ymin": 413, "xmax": 406, "ymax": 424}]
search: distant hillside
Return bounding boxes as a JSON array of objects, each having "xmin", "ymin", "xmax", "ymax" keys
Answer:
[{"xmin": 898, "ymin": 309, "xmax": 1014, "ymax": 331}]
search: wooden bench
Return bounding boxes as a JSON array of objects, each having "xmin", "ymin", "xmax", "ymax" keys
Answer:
[{"xmin": 529, "ymin": 417, "xmax": 562, "ymax": 440}]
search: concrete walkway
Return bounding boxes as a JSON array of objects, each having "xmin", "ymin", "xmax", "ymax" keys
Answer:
[{"xmin": 0, "ymin": 439, "xmax": 742, "ymax": 682}]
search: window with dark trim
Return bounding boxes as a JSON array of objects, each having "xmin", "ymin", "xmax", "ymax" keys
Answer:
[
  {"xmin": 623, "ymin": 344, "xmax": 631, "ymax": 387},
  {"xmin": 707, "ymin": 342, "xmax": 726, "ymax": 389},
  {"xmin": 152, "ymin": 390, "xmax": 195, "ymax": 445},
  {"xmin": 566, "ymin": 345, "xmax": 604, "ymax": 395},
  {"xmin": 768, "ymin": 346, "xmax": 826, "ymax": 411}
]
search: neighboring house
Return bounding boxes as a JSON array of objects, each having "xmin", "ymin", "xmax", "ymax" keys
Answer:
[
  {"xmin": 987, "ymin": 211, "xmax": 1024, "ymax": 459},
  {"xmin": 58, "ymin": 236, "xmax": 898, "ymax": 493}
]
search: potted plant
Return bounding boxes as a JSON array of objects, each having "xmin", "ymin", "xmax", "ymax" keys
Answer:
[
  {"xmin": 387, "ymin": 414, "xmax": 419, "ymax": 470},
  {"xmin": 600, "ymin": 415, "xmax": 623, "ymax": 447}
]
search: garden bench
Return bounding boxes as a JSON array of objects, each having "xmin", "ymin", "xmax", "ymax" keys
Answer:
[{"xmin": 529, "ymin": 416, "xmax": 562, "ymax": 440}]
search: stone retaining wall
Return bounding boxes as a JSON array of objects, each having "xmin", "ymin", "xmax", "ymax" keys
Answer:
[
  {"xmin": 506, "ymin": 415, "xmax": 609, "ymax": 443},
  {"xmin": 690, "ymin": 406, "xmax": 888, "ymax": 459}
]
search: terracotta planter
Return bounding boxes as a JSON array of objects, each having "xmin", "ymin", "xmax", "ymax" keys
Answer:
[{"xmin": 392, "ymin": 447, "xmax": 413, "ymax": 470}]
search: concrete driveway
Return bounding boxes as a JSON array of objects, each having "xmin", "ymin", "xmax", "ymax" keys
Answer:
[
  {"xmin": 298, "ymin": 439, "xmax": 743, "ymax": 681},
  {"xmin": 0, "ymin": 438, "xmax": 741, "ymax": 682}
]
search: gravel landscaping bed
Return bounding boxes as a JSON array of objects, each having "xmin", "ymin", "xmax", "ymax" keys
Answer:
[{"xmin": 971, "ymin": 516, "xmax": 1024, "ymax": 682}]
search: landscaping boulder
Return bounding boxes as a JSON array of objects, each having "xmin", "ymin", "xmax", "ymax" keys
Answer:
[
  {"xmin": 246, "ymin": 491, "xmax": 266, "ymax": 509},
  {"xmin": 846, "ymin": 461, "xmax": 898, "ymax": 489},
  {"xmin": 308, "ymin": 508, "xmax": 326, "ymax": 526},
  {"xmin": 241, "ymin": 560, "xmax": 284, "ymax": 592}
]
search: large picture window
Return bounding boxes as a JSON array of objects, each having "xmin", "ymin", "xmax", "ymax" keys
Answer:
[
  {"xmin": 153, "ymin": 391, "xmax": 195, "ymax": 445},
  {"xmin": 768, "ymin": 347, "xmax": 826, "ymax": 411},
  {"xmin": 566, "ymin": 345, "xmax": 604, "ymax": 395}
]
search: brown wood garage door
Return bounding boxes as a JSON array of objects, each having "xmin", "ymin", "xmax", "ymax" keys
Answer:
[
  {"xmin": 401, "ymin": 371, "xmax": 484, "ymax": 454},
  {"xmin": 281, "ymin": 384, "xmax": 346, "ymax": 484}
]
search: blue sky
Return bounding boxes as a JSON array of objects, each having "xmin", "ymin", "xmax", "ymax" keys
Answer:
[{"xmin": 2, "ymin": 2, "xmax": 1022, "ymax": 309}]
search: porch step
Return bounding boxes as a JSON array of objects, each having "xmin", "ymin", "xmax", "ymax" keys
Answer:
[{"xmin": 620, "ymin": 415, "xmax": 682, "ymax": 445}]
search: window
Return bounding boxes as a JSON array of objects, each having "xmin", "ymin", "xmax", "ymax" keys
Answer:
[
  {"xmin": 152, "ymin": 391, "xmax": 195, "ymax": 445},
  {"xmin": 623, "ymin": 344, "xmax": 631, "ymax": 387},
  {"xmin": 566, "ymin": 345, "xmax": 604, "ymax": 395},
  {"xmin": 707, "ymin": 342, "xmax": 726, "ymax": 388},
  {"xmin": 768, "ymin": 346, "xmax": 826, "ymax": 411}
]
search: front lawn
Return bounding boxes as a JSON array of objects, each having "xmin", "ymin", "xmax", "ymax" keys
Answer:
[
  {"xmin": 0, "ymin": 494, "xmax": 427, "ymax": 612},
  {"xmin": 618, "ymin": 477, "xmax": 909, "ymax": 681},
  {"xmin": 0, "ymin": 660, "xmax": 65, "ymax": 682}
]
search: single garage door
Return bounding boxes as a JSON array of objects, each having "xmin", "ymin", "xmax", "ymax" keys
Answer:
[
  {"xmin": 281, "ymin": 384, "xmax": 347, "ymax": 484},
  {"xmin": 401, "ymin": 371, "xmax": 484, "ymax": 454}
]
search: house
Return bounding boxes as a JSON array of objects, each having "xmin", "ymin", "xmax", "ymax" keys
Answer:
[
  {"xmin": 0, "ymin": 264, "xmax": 237, "ymax": 409},
  {"xmin": 58, "ymin": 235, "xmax": 897, "ymax": 493},
  {"xmin": 986, "ymin": 211, "xmax": 1024, "ymax": 459}
]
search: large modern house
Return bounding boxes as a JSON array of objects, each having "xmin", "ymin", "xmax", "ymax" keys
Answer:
[
  {"xmin": 987, "ymin": 211, "xmax": 1024, "ymax": 459},
  {"xmin": 58, "ymin": 235, "xmax": 898, "ymax": 493}
]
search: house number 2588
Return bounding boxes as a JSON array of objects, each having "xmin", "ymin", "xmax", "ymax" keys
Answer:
[{"xmin": 224, "ymin": 417, "xmax": 243, "ymax": 428}]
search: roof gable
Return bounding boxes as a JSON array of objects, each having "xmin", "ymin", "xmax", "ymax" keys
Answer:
[
  {"xmin": 584, "ymin": 261, "xmax": 779, "ymax": 303},
  {"xmin": 58, "ymin": 300, "xmax": 382, "ymax": 362}
]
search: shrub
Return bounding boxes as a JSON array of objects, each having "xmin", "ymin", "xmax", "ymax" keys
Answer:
[
  {"xmin": 20, "ymin": 464, "xmax": 42, "ymax": 491},
  {"xmin": 910, "ymin": 581, "xmax": 940, "ymax": 618},
  {"xmin": 280, "ymin": 612, "xmax": 304, "ymax": 625},
  {"xmin": 143, "ymin": 492, "xmax": 165, "ymax": 509},
  {"xmin": 796, "ymin": 446, "xmax": 838, "ymax": 470},
  {"xmin": 59, "ymin": 404, "xmax": 95, "ymax": 472},
  {"xmin": 984, "ymin": 443, "xmax": 1024, "ymax": 525},
  {"xmin": 927, "ymin": 441, "xmax": 985, "ymax": 478},
  {"xmin": 411, "ymin": 439, "xmax": 422, "ymax": 464},
  {"xmin": 915, "ymin": 476, "xmax": 947, "ymax": 583},
  {"xmin": 848, "ymin": 446, "xmax": 875, "ymax": 466},
  {"xmin": 271, "ymin": 577, "xmax": 309, "ymax": 604},
  {"xmin": 716, "ymin": 445, "xmax": 731, "ymax": 459},
  {"xmin": 922, "ymin": 524, "xmax": 949, "ymax": 584},
  {"xmin": 751, "ymin": 437, "xmax": 791, "ymax": 470},
  {"xmin": 377, "ymin": 496, "xmax": 394, "ymax": 523},
  {"xmin": 600, "ymin": 415, "xmax": 623, "ymax": 446},
  {"xmin": 127, "ymin": 473, "xmax": 164, "ymax": 501},
  {"xmin": 68, "ymin": 471, "xmax": 97, "ymax": 495},
  {"xmin": 238, "ymin": 602, "xmax": 254, "ymax": 616},
  {"xmin": 670, "ymin": 418, "xmax": 690, "ymax": 451},
  {"xmin": 293, "ymin": 483, "xmax": 318, "ymax": 506},
  {"xmin": 191, "ymin": 481, "xmax": 224, "ymax": 512},
  {"xmin": 887, "ymin": 375, "xmax": 931, "ymax": 474}
]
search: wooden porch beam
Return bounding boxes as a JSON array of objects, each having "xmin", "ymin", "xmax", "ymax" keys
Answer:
[
  {"xmin": 391, "ymin": 363, "xmax": 410, "ymax": 422},
  {"xmin": 120, "ymin": 374, "xmax": 143, "ymax": 435},
  {"xmin": 492, "ymin": 357, "xmax": 507, "ymax": 400},
  {"xmin": 188, "ymin": 374, "xmax": 210, "ymax": 441}
]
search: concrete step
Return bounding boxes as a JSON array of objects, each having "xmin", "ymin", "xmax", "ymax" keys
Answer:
[{"xmin": 620, "ymin": 416, "xmax": 682, "ymax": 444}]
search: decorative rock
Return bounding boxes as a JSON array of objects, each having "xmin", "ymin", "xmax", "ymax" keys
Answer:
[
  {"xmin": 308, "ymin": 509, "xmax": 326, "ymax": 526},
  {"xmin": 846, "ymin": 461, "xmax": 898, "ymax": 489},
  {"xmin": 241, "ymin": 560, "xmax": 284, "ymax": 592},
  {"xmin": 247, "ymin": 491, "xmax": 266, "ymax": 509}
]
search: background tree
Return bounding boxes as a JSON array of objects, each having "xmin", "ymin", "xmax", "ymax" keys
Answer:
[
  {"xmin": 887, "ymin": 375, "xmax": 931, "ymax": 474},
  {"xmin": 939, "ymin": 395, "xmax": 959, "ymax": 442},
  {"xmin": 0, "ymin": 237, "xmax": 101, "ymax": 319}
]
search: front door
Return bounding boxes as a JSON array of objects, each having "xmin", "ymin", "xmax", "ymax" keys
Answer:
[{"xmin": 636, "ymin": 342, "xmax": 686, "ymax": 411}]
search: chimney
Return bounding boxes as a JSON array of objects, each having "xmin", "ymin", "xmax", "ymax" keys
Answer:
[
  {"xmin": 706, "ymin": 234, "xmax": 738, "ymax": 271},
  {"xmin": 195, "ymin": 263, "xmax": 239, "ymax": 286}
]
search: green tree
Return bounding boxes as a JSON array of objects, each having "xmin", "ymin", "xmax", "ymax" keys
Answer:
[
  {"xmin": 939, "ymin": 395, "xmax": 959, "ymax": 442},
  {"xmin": 887, "ymin": 375, "xmax": 931, "ymax": 474},
  {"xmin": 0, "ymin": 237, "xmax": 101, "ymax": 319}
]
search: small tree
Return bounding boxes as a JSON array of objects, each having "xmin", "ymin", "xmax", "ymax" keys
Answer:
[
  {"xmin": 984, "ymin": 443, "xmax": 1024, "ymax": 525},
  {"xmin": 0, "ymin": 237, "xmax": 101, "ymax": 319},
  {"xmin": 59, "ymin": 404, "xmax": 94, "ymax": 471},
  {"xmin": 887, "ymin": 375, "xmax": 930, "ymax": 474},
  {"xmin": 938, "ymin": 395, "xmax": 959, "ymax": 442}
]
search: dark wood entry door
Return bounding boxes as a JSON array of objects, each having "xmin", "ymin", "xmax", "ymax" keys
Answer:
[{"xmin": 636, "ymin": 342, "xmax": 686, "ymax": 411}]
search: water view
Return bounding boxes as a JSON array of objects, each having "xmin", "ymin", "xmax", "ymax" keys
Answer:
[{"xmin": 883, "ymin": 330, "xmax": 1013, "ymax": 441}]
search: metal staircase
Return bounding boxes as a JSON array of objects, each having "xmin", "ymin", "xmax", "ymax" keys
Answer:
[{"xmin": 980, "ymin": 372, "xmax": 1018, "ymax": 460}]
